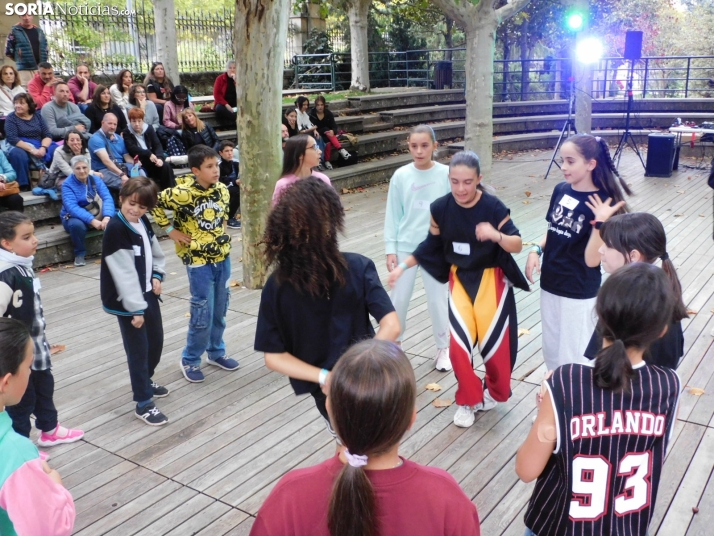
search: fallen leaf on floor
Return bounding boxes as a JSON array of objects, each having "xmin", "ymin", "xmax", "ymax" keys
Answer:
[
  {"xmin": 674, "ymin": 213, "xmax": 684, "ymax": 217},
  {"xmin": 94, "ymin": 260, "xmax": 101, "ymax": 265},
  {"xmin": 524, "ymin": 191, "xmax": 532, "ymax": 197},
  {"xmin": 184, "ymin": 313, "xmax": 191, "ymax": 318},
  {"xmin": 342, "ymin": 188, "xmax": 349, "ymax": 194},
  {"xmin": 170, "ymin": 272, "xmax": 177, "ymax": 275},
  {"xmin": 432, "ymin": 398, "xmax": 453, "ymax": 408},
  {"xmin": 229, "ymin": 280, "xmax": 240, "ymax": 287},
  {"xmin": 687, "ymin": 309, "xmax": 698, "ymax": 315},
  {"xmin": 701, "ymin": 214, "xmax": 706, "ymax": 217},
  {"xmin": 688, "ymin": 387, "xmax": 705, "ymax": 396},
  {"xmin": 50, "ymin": 344, "xmax": 66, "ymax": 355},
  {"xmin": 522, "ymin": 200, "xmax": 531, "ymax": 205},
  {"xmin": 425, "ymin": 383, "xmax": 442, "ymax": 392},
  {"xmin": 677, "ymin": 190, "xmax": 686, "ymax": 194},
  {"xmin": 345, "ymin": 207, "xmax": 352, "ymax": 211},
  {"xmin": 518, "ymin": 328, "xmax": 531, "ymax": 337},
  {"xmin": 239, "ymin": 257, "xmax": 243, "ymax": 262}
]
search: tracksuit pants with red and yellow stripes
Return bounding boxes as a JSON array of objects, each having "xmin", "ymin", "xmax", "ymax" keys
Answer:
[{"xmin": 448, "ymin": 265, "xmax": 518, "ymax": 407}]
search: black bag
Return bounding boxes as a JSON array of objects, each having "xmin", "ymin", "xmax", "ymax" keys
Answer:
[{"xmin": 336, "ymin": 149, "xmax": 358, "ymax": 168}]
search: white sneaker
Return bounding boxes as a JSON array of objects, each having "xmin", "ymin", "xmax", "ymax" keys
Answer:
[
  {"xmin": 453, "ymin": 405, "xmax": 476, "ymax": 428},
  {"xmin": 478, "ymin": 389, "xmax": 499, "ymax": 412},
  {"xmin": 339, "ymin": 148, "xmax": 351, "ymax": 159},
  {"xmin": 166, "ymin": 155, "xmax": 188, "ymax": 166},
  {"xmin": 434, "ymin": 348, "xmax": 452, "ymax": 372},
  {"xmin": 324, "ymin": 161, "xmax": 333, "ymax": 170}
]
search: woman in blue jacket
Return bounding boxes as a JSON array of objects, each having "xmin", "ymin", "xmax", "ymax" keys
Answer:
[
  {"xmin": 0, "ymin": 151, "xmax": 24, "ymax": 212},
  {"xmin": 60, "ymin": 155, "xmax": 115, "ymax": 267}
]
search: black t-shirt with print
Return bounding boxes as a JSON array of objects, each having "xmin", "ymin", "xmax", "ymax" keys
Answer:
[
  {"xmin": 254, "ymin": 252, "xmax": 395, "ymax": 395},
  {"xmin": 146, "ymin": 81, "xmax": 172, "ymax": 101},
  {"xmin": 540, "ymin": 182, "xmax": 606, "ymax": 299}
]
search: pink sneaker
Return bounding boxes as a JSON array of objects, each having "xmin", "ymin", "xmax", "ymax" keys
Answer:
[
  {"xmin": 37, "ymin": 424, "xmax": 84, "ymax": 447},
  {"xmin": 38, "ymin": 451, "xmax": 50, "ymax": 462}
]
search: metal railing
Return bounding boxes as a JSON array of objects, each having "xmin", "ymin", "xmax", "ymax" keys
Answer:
[{"xmin": 292, "ymin": 49, "xmax": 714, "ymax": 101}]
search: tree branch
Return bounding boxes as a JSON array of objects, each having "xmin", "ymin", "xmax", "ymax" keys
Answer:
[
  {"xmin": 431, "ymin": 0, "xmax": 478, "ymax": 26},
  {"xmin": 495, "ymin": 0, "xmax": 531, "ymax": 24}
]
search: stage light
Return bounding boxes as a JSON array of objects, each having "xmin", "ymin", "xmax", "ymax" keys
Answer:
[
  {"xmin": 566, "ymin": 13, "xmax": 584, "ymax": 31},
  {"xmin": 576, "ymin": 37, "xmax": 603, "ymax": 65}
]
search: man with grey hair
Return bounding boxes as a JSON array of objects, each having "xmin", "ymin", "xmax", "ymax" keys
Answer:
[
  {"xmin": 213, "ymin": 60, "xmax": 237, "ymax": 127},
  {"xmin": 88, "ymin": 113, "xmax": 138, "ymax": 191}
]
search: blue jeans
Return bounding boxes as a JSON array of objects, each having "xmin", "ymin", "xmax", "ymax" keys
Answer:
[
  {"xmin": 6, "ymin": 147, "xmax": 30, "ymax": 187},
  {"xmin": 181, "ymin": 258, "xmax": 231, "ymax": 366},
  {"xmin": 62, "ymin": 217, "xmax": 90, "ymax": 256}
]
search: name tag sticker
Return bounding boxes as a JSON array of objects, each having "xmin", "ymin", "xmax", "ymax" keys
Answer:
[
  {"xmin": 559, "ymin": 194, "xmax": 579, "ymax": 210},
  {"xmin": 133, "ymin": 245, "xmax": 142, "ymax": 256},
  {"xmin": 453, "ymin": 242, "xmax": 471, "ymax": 255},
  {"xmin": 413, "ymin": 200, "xmax": 429, "ymax": 210},
  {"xmin": 33, "ymin": 278, "xmax": 41, "ymax": 293}
]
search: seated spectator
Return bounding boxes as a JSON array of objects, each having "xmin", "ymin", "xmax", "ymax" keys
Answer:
[
  {"xmin": 126, "ymin": 84, "xmax": 159, "ymax": 128},
  {"xmin": 67, "ymin": 62, "xmax": 96, "ymax": 112},
  {"xmin": 295, "ymin": 96, "xmax": 327, "ymax": 169},
  {"xmin": 143, "ymin": 61, "xmax": 173, "ymax": 122},
  {"xmin": 282, "ymin": 108, "xmax": 299, "ymax": 137},
  {"xmin": 250, "ymin": 340, "xmax": 481, "ymax": 536},
  {"xmin": 26, "ymin": 62, "xmax": 67, "ymax": 109},
  {"xmin": 109, "ymin": 69, "xmax": 133, "ymax": 110},
  {"xmin": 162, "ymin": 85, "xmax": 190, "ymax": 130},
  {"xmin": 180, "ymin": 108, "xmax": 219, "ymax": 151},
  {"xmin": 0, "ymin": 65, "xmax": 25, "ymax": 116},
  {"xmin": 310, "ymin": 95, "xmax": 352, "ymax": 165},
  {"xmin": 213, "ymin": 60, "xmax": 237, "ymax": 127},
  {"xmin": 41, "ymin": 82, "xmax": 91, "ymax": 141},
  {"xmin": 60, "ymin": 155, "xmax": 115, "ymax": 267},
  {"xmin": 88, "ymin": 113, "xmax": 137, "ymax": 191},
  {"xmin": 123, "ymin": 108, "xmax": 175, "ymax": 191},
  {"xmin": 0, "ymin": 150, "xmax": 25, "ymax": 212},
  {"xmin": 272, "ymin": 134, "xmax": 331, "ymax": 206},
  {"xmin": 3, "ymin": 93, "xmax": 52, "ymax": 189},
  {"xmin": 84, "ymin": 85, "xmax": 126, "ymax": 134},
  {"xmin": 281, "ymin": 123, "xmax": 290, "ymax": 148},
  {"xmin": 48, "ymin": 129, "xmax": 99, "ymax": 188},
  {"xmin": 218, "ymin": 140, "xmax": 240, "ymax": 228}
]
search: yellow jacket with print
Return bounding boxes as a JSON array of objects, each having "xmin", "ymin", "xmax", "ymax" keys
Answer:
[{"xmin": 151, "ymin": 175, "xmax": 231, "ymax": 266}]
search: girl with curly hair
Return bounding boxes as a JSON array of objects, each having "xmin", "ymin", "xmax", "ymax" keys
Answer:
[{"xmin": 254, "ymin": 178, "xmax": 400, "ymax": 439}]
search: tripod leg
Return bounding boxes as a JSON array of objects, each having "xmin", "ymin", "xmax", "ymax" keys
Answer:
[{"xmin": 545, "ymin": 121, "xmax": 570, "ymax": 179}]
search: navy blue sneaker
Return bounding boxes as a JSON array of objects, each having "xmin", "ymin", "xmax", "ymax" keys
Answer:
[
  {"xmin": 206, "ymin": 356, "xmax": 240, "ymax": 371},
  {"xmin": 180, "ymin": 361, "xmax": 205, "ymax": 382},
  {"xmin": 227, "ymin": 218, "xmax": 241, "ymax": 229}
]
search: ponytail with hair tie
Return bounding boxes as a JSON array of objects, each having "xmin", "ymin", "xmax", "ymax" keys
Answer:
[{"xmin": 660, "ymin": 252, "xmax": 669, "ymax": 262}]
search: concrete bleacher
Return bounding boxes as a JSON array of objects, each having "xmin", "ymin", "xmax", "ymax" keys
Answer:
[{"xmin": 28, "ymin": 90, "xmax": 714, "ymax": 266}]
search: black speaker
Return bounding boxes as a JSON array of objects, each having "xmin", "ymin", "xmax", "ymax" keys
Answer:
[
  {"xmin": 645, "ymin": 133, "xmax": 676, "ymax": 177},
  {"xmin": 624, "ymin": 31, "xmax": 643, "ymax": 61}
]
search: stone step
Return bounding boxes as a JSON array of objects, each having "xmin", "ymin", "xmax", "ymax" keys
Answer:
[{"xmin": 347, "ymin": 89, "xmax": 465, "ymax": 112}]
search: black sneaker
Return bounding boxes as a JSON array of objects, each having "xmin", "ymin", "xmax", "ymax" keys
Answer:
[
  {"xmin": 151, "ymin": 382, "xmax": 170, "ymax": 398},
  {"xmin": 135, "ymin": 402, "xmax": 169, "ymax": 426}
]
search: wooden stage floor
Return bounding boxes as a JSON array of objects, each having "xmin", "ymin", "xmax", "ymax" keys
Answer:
[{"xmin": 35, "ymin": 150, "xmax": 714, "ymax": 535}]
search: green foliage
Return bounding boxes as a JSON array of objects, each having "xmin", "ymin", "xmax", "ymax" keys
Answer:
[{"xmin": 303, "ymin": 29, "xmax": 334, "ymax": 55}]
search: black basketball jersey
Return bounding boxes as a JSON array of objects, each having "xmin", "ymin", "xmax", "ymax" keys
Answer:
[{"xmin": 524, "ymin": 362, "xmax": 680, "ymax": 536}]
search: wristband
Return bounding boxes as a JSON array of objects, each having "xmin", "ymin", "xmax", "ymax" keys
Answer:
[
  {"xmin": 318, "ymin": 368, "xmax": 329, "ymax": 387},
  {"xmin": 397, "ymin": 262, "xmax": 408, "ymax": 271},
  {"xmin": 165, "ymin": 226, "xmax": 174, "ymax": 234},
  {"xmin": 591, "ymin": 220, "xmax": 604, "ymax": 230},
  {"xmin": 530, "ymin": 245, "xmax": 542, "ymax": 256}
]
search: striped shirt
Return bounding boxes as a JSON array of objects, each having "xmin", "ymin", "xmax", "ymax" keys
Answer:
[{"xmin": 525, "ymin": 362, "xmax": 680, "ymax": 536}]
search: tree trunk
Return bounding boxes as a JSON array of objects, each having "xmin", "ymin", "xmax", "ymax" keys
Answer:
[
  {"xmin": 520, "ymin": 20, "xmax": 529, "ymax": 101},
  {"xmin": 444, "ymin": 17, "xmax": 454, "ymax": 61},
  {"xmin": 235, "ymin": 0, "xmax": 290, "ymax": 289},
  {"xmin": 153, "ymin": 0, "xmax": 180, "ymax": 85},
  {"xmin": 501, "ymin": 31, "xmax": 510, "ymax": 101},
  {"xmin": 463, "ymin": 21, "xmax": 496, "ymax": 175},
  {"xmin": 347, "ymin": 0, "xmax": 370, "ymax": 91}
]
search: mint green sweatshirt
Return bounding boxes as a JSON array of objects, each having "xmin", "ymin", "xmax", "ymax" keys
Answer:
[{"xmin": 384, "ymin": 162, "xmax": 451, "ymax": 255}]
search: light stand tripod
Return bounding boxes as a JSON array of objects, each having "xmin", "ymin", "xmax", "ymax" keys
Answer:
[
  {"xmin": 613, "ymin": 59, "xmax": 645, "ymax": 169},
  {"xmin": 544, "ymin": 76, "xmax": 576, "ymax": 179}
]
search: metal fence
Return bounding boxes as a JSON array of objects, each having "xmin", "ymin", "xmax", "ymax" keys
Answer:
[
  {"xmin": 292, "ymin": 49, "xmax": 714, "ymax": 100},
  {"xmin": 40, "ymin": 4, "xmax": 347, "ymax": 76}
]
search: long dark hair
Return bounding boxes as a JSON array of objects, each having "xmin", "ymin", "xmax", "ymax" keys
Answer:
[
  {"xmin": 128, "ymin": 83, "xmax": 147, "ymax": 106},
  {"xmin": 281, "ymin": 134, "xmax": 312, "ymax": 176},
  {"xmin": 0, "ymin": 318, "xmax": 30, "ymax": 377},
  {"xmin": 170, "ymin": 85, "xmax": 189, "ymax": 106},
  {"xmin": 566, "ymin": 134, "xmax": 632, "ymax": 207},
  {"xmin": 262, "ymin": 177, "xmax": 347, "ymax": 297},
  {"xmin": 600, "ymin": 213, "xmax": 688, "ymax": 322},
  {"xmin": 0, "ymin": 211, "xmax": 32, "ymax": 246},
  {"xmin": 61, "ymin": 128, "xmax": 87, "ymax": 156},
  {"xmin": 91, "ymin": 85, "xmax": 112, "ymax": 109},
  {"xmin": 594, "ymin": 263, "xmax": 675, "ymax": 392},
  {"xmin": 282, "ymin": 109, "xmax": 299, "ymax": 137},
  {"xmin": 448, "ymin": 150, "xmax": 494, "ymax": 193},
  {"xmin": 327, "ymin": 340, "xmax": 416, "ymax": 536},
  {"xmin": 115, "ymin": 69, "xmax": 133, "ymax": 90}
]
